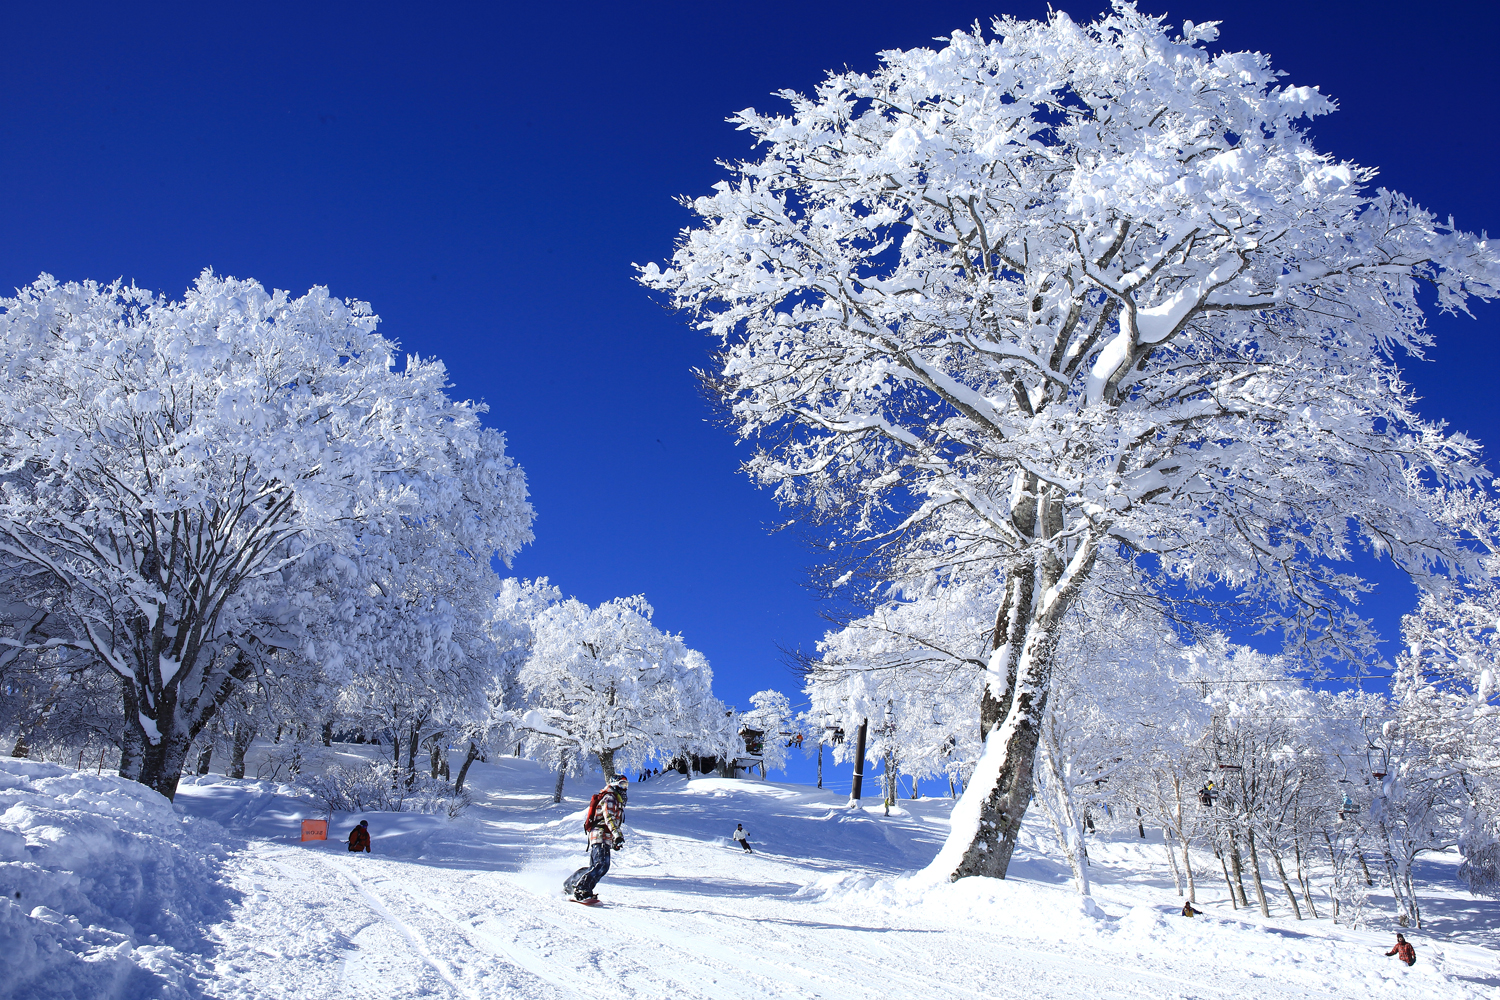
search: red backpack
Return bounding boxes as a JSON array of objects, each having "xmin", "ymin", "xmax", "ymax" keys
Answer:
[{"xmin": 583, "ymin": 791, "xmax": 608, "ymax": 832}]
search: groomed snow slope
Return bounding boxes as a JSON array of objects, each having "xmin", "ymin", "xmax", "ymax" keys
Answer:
[{"xmin": 162, "ymin": 752, "xmax": 1497, "ymax": 1000}]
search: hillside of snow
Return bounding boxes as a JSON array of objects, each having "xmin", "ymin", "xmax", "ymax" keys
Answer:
[{"xmin": 2, "ymin": 750, "xmax": 1497, "ymax": 999}]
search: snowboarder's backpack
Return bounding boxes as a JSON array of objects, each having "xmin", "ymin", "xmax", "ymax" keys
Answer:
[{"xmin": 583, "ymin": 791, "xmax": 608, "ymax": 833}]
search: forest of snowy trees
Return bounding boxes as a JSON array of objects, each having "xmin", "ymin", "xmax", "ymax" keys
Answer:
[
  {"xmin": 0, "ymin": 273, "xmax": 761, "ymax": 813},
  {"xmin": 1, "ymin": 2, "xmax": 1498, "ymax": 943}
]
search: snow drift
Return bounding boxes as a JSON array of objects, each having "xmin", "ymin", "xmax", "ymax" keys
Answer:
[{"xmin": 0, "ymin": 760, "xmax": 231, "ymax": 1000}]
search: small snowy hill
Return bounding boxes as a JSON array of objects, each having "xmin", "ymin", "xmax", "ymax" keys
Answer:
[{"xmin": 3, "ymin": 752, "xmax": 1496, "ymax": 999}]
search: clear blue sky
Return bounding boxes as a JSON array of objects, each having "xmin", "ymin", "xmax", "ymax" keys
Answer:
[{"xmin": 2, "ymin": 2, "xmax": 1496, "ymax": 787}]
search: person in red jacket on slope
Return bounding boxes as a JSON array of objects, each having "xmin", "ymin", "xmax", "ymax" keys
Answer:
[
  {"xmin": 347, "ymin": 819, "xmax": 371, "ymax": 853},
  {"xmin": 1385, "ymin": 933, "xmax": 1416, "ymax": 966}
]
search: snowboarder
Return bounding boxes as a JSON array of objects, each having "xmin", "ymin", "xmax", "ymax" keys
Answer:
[
  {"xmin": 732, "ymin": 823, "xmax": 752, "ymax": 853},
  {"xmin": 1385, "ymin": 933, "xmax": 1416, "ymax": 966},
  {"xmin": 1197, "ymin": 781, "xmax": 1216, "ymax": 807},
  {"xmin": 563, "ymin": 774, "xmax": 628, "ymax": 902},
  {"xmin": 1181, "ymin": 901, "xmax": 1202, "ymax": 917},
  {"xmin": 347, "ymin": 819, "xmax": 371, "ymax": 853}
]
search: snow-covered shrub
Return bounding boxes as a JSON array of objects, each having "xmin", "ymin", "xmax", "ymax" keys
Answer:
[
  {"xmin": 305, "ymin": 763, "xmax": 469, "ymax": 818},
  {"xmin": 0, "ymin": 759, "xmax": 230, "ymax": 999}
]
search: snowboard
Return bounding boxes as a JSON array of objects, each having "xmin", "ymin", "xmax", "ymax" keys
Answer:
[{"xmin": 570, "ymin": 896, "xmax": 603, "ymax": 906}]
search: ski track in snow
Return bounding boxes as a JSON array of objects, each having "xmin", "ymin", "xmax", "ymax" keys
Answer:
[{"xmin": 186, "ymin": 755, "xmax": 1497, "ymax": 1000}]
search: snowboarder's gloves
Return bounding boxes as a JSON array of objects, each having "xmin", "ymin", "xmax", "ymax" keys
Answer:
[{"xmin": 612, "ymin": 835, "xmax": 625, "ymax": 850}]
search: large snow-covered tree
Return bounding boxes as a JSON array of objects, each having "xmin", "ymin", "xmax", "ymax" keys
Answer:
[
  {"xmin": 518, "ymin": 595, "xmax": 731, "ymax": 778},
  {"xmin": 0, "ymin": 272, "xmax": 534, "ymax": 798},
  {"xmin": 642, "ymin": 5, "xmax": 1499, "ymax": 879}
]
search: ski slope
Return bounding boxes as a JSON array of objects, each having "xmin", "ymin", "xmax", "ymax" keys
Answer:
[
  {"xmin": 4, "ymin": 753, "xmax": 1497, "ymax": 998},
  {"xmin": 172, "ymin": 752, "xmax": 1495, "ymax": 1000}
]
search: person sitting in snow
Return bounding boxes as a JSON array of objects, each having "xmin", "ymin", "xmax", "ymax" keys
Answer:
[
  {"xmin": 732, "ymin": 823, "xmax": 753, "ymax": 853},
  {"xmin": 572, "ymin": 775, "xmax": 628, "ymax": 902},
  {"xmin": 347, "ymin": 819, "xmax": 371, "ymax": 853},
  {"xmin": 1385, "ymin": 933, "xmax": 1416, "ymax": 966},
  {"xmin": 1181, "ymin": 901, "xmax": 1202, "ymax": 917}
]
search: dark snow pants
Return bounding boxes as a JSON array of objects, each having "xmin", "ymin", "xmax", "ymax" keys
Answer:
[{"xmin": 576, "ymin": 842, "xmax": 611, "ymax": 895}]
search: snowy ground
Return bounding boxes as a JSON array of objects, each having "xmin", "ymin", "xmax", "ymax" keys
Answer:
[{"xmin": 5, "ymin": 751, "xmax": 1498, "ymax": 999}]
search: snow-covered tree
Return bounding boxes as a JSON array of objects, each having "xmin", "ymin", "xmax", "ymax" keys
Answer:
[
  {"xmin": 808, "ymin": 578, "xmax": 995, "ymax": 800},
  {"xmin": 518, "ymin": 595, "xmax": 730, "ymax": 779},
  {"xmin": 740, "ymin": 689, "xmax": 794, "ymax": 775},
  {"xmin": 642, "ymin": 5, "xmax": 1499, "ymax": 879},
  {"xmin": 1398, "ymin": 559, "xmax": 1500, "ymax": 897},
  {"xmin": 0, "ymin": 272, "xmax": 534, "ymax": 798}
]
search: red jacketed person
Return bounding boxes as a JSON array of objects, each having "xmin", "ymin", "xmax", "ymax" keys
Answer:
[{"xmin": 1385, "ymin": 933, "xmax": 1415, "ymax": 966}]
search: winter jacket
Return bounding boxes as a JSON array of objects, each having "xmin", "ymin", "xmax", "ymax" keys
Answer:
[
  {"xmin": 732, "ymin": 827, "xmax": 748, "ymax": 842},
  {"xmin": 1386, "ymin": 941, "xmax": 1416, "ymax": 966},
  {"xmin": 586, "ymin": 789, "xmax": 624, "ymax": 846},
  {"xmin": 348, "ymin": 825, "xmax": 371, "ymax": 852}
]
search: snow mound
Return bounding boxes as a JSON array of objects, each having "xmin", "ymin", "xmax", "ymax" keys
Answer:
[{"xmin": 0, "ymin": 760, "xmax": 231, "ymax": 1000}]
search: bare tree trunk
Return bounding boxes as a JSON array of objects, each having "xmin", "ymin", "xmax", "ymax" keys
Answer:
[
  {"xmin": 1269, "ymin": 846, "xmax": 1302, "ymax": 920},
  {"xmin": 195, "ymin": 744, "xmax": 213, "ymax": 775},
  {"xmin": 405, "ymin": 723, "xmax": 420, "ymax": 789},
  {"xmin": 1405, "ymin": 869, "xmax": 1422, "ymax": 929},
  {"xmin": 1183, "ymin": 835, "xmax": 1197, "ymax": 903},
  {"xmin": 848, "ymin": 719, "xmax": 868, "ymax": 805},
  {"xmin": 10, "ymin": 732, "xmax": 28, "ymax": 758},
  {"xmin": 598, "ymin": 748, "xmax": 616, "ymax": 779},
  {"xmin": 1294, "ymin": 841, "xmax": 1319, "ymax": 918},
  {"xmin": 1217, "ymin": 844, "xmax": 1238, "ymax": 909},
  {"xmin": 883, "ymin": 749, "xmax": 896, "ymax": 815},
  {"xmin": 322, "ymin": 720, "xmax": 333, "ymax": 747},
  {"xmin": 1323, "ymin": 829, "xmax": 1340, "ymax": 921},
  {"xmin": 454, "ymin": 741, "xmax": 481, "ymax": 793},
  {"xmin": 1357, "ymin": 850, "xmax": 1374, "ymax": 887},
  {"xmin": 1245, "ymin": 829, "xmax": 1271, "ymax": 917},
  {"xmin": 816, "ymin": 743, "xmax": 822, "ymax": 789},
  {"xmin": 229, "ymin": 722, "xmax": 254, "ymax": 779},
  {"xmin": 119, "ymin": 688, "xmax": 147, "ymax": 780},
  {"xmin": 552, "ymin": 751, "xmax": 569, "ymax": 804},
  {"xmin": 1164, "ymin": 831, "xmax": 1183, "ymax": 896}
]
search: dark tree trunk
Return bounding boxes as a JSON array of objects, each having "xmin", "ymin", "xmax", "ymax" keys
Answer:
[
  {"xmin": 406, "ymin": 723, "xmax": 420, "ymax": 788},
  {"xmin": 229, "ymin": 722, "xmax": 254, "ymax": 779},
  {"xmin": 10, "ymin": 732, "xmax": 28, "ymax": 758},
  {"xmin": 848, "ymin": 719, "xmax": 868, "ymax": 804},
  {"xmin": 454, "ymin": 741, "xmax": 481, "ymax": 793},
  {"xmin": 322, "ymin": 720, "xmax": 333, "ymax": 747},
  {"xmin": 553, "ymin": 750, "xmax": 569, "ymax": 804},
  {"xmin": 195, "ymin": 744, "xmax": 213, "ymax": 775},
  {"xmin": 1245, "ymin": 828, "xmax": 1271, "ymax": 917},
  {"xmin": 599, "ymin": 748, "xmax": 616, "ymax": 779},
  {"xmin": 1229, "ymin": 838, "xmax": 1250, "ymax": 907}
]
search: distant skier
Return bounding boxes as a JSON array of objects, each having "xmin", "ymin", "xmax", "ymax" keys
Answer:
[
  {"xmin": 1181, "ymin": 901, "xmax": 1202, "ymax": 917},
  {"xmin": 347, "ymin": 819, "xmax": 371, "ymax": 853},
  {"xmin": 732, "ymin": 823, "xmax": 752, "ymax": 853},
  {"xmin": 1385, "ymin": 933, "xmax": 1416, "ymax": 966},
  {"xmin": 564, "ymin": 774, "xmax": 628, "ymax": 902}
]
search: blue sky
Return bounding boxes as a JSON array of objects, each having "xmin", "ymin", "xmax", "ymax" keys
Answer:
[{"xmin": 3, "ymin": 2, "xmax": 1496, "ymax": 786}]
